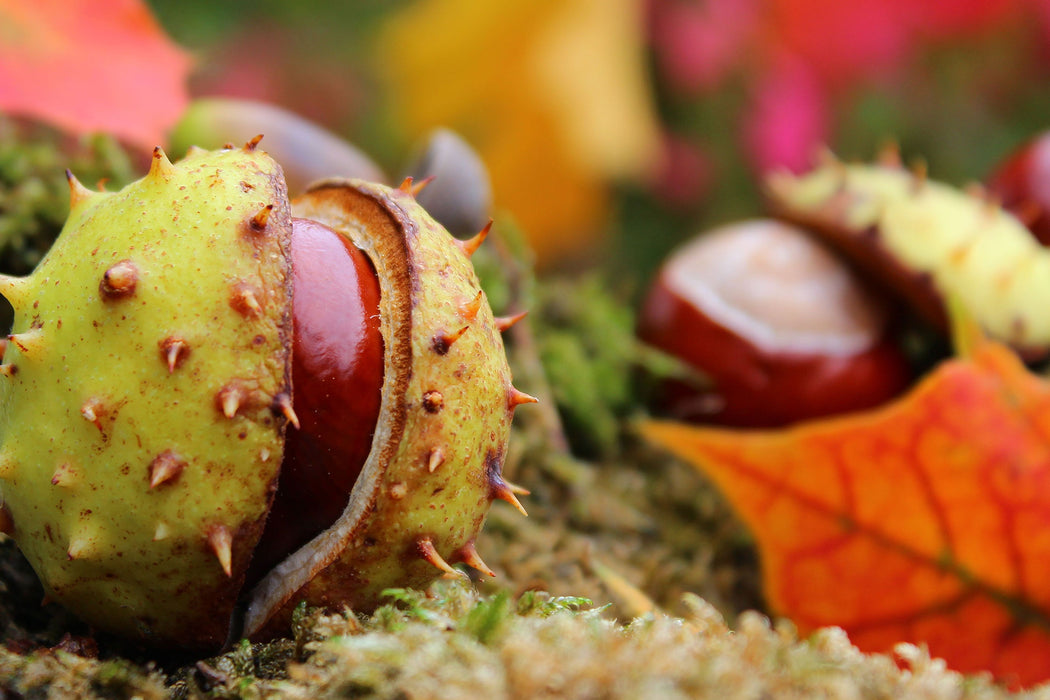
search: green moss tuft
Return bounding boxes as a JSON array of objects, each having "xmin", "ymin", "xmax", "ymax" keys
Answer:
[{"xmin": 0, "ymin": 118, "xmax": 134, "ymax": 276}]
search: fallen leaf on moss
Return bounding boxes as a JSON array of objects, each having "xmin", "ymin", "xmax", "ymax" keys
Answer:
[
  {"xmin": 0, "ymin": 0, "xmax": 190, "ymax": 147},
  {"xmin": 643, "ymin": 332, "xmax": 1050, "ymax": 687}
]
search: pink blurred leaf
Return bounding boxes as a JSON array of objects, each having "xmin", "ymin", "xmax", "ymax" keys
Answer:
[
  {"xmin": 764, "ymin": 0, "xmax": 913, "ymax": 86},
  {"xmin": 742, "ymin": 59, "xmax": 828, "ymax": 174},
  {"xmin": 649, "ymin": 0, "xmax": 758, "ymax": 94},
  {"xmin": 0, "ymin": 0, "xmax": 191, "ymax": 147}
]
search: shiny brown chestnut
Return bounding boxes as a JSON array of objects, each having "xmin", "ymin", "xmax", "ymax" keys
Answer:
[
  {"xmin": 245, "ymin": 218, "xmax": 384, "ymax": 586},
  {"xmin": 638, "ymin": 219, "xmax": 912, "ymax": 427},
  {"xmin": 987, "ymin": 131, "xmax": 1050, "ymax": 246}
]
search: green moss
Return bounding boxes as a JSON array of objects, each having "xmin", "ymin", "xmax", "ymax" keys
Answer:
[
  {"xmin": 0, "ymin": 118, "xmax": 134, "ymax": 276},
  {"xmin": 457, "ymin": 590, "xmax": 512, "ymax": 645},
  {"xmin": 265, "ymin": 582, "xmax": 1033, "ymax": 699},
  {"xmin": 0, "ymin": 548, "xmax": 1035, "ymax": 699},
  {"xmin": 0, "ymin": 646, "xmax": 167, "ymax": 699}
]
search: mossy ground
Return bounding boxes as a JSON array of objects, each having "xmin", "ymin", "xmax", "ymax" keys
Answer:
[
  {"xmin": 2, "ymin": 574, "xmax": 1043, "ymax": 699},
  {"xmin": 0, "ymin": 125, "xmax": 1041, "ymax": 698}
]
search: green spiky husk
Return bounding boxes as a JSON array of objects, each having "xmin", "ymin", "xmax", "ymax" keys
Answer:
[{"xmin": 0, "ymin": 147, "xmax": 293, "ymax": 647}]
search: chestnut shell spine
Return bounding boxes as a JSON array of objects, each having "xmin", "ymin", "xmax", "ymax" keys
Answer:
[{"xmin": 0, "ymin": 145, "xmax": 294, "ymax": 647}]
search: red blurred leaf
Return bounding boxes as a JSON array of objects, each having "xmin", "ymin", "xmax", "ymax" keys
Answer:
[
  {"xmin": 643, "ymin": 336, "xmax": 1050, "ymax": 687},
  {"xmin": 0, "ymin": 0, "xmax": 191, "ymax": 147}
]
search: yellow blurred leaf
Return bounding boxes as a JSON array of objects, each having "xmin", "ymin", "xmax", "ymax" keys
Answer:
[{"xmin": 378, "ymin": 0, "xmax": 659, "ymax": 265}]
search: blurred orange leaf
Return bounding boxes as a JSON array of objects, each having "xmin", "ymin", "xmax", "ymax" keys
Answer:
[
  {"xmin": 0, "ymin": 0, "xmax": 190, "ymax": 147},
  {"xmin": 643, "ymin": 336, "xmax": 1050, "ymax": 687}
]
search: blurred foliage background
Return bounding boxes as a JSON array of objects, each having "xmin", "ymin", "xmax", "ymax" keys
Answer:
[{"xmin": 144, "ymin": 0, "xmax": 1050, "ymax": 288}]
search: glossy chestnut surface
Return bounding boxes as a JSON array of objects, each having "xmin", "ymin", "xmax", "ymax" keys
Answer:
[
  {"xmin": 638, "ymin": 220, "xmax": 911, "ymax": 427},
  {"xmin": 246, "ymin": 217, "xmax": 384, "ymax": 585},
  {"xmin": 987, "ymin": 132, "xmax": 1050, "ymax": 246}
]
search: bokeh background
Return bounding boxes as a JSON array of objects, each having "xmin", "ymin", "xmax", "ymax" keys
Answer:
[{"xmin": 147, "ymin": 0, "xmax": 1050, "ymax": 286}]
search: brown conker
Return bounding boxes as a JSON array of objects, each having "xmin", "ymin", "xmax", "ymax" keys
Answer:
[
  {"xmin": 638, "ymin": 219, "xmax": 912, "ymax": 427},
  {"xmin": 987, "ymin": 131, "xmax": 1050, "ymax": 246},
  {"xmin": 245, "ymin": 217, "xmax": 384, "ymax": 586}
]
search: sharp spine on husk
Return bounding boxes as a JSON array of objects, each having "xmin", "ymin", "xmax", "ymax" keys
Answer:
[{"xmin": 455, "ymin": 220, "xmax": 492, "ymax": 258}]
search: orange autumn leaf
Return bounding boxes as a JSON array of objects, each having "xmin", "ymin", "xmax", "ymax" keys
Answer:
[
  {"xmin": 0, "ymin": 0, "xmax": 190, "ymax": 147},
  {"xmin": 643, "ymin": 336, "xmax": 1050, "ymax": 687}
]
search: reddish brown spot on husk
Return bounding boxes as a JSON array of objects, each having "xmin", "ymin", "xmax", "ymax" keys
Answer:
[
  {"xmin": 0, "ymin": 504, "xmax": 14, "ymax": 536},
  {"xmin": 422, "ymin": 390, "xmax": 444, "ymax": 413},
  {"xmin": 51, "ymin": 462, "xmax": 76, "ymax": 486}
]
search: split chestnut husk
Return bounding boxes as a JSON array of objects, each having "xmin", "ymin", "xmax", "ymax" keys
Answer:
[
  {"xmin": 766, "ymin": 152, "xmax": 1050, "ymax": 359},
  {"xmin": 0, "ymin": 141, "xmax": 532, "ymax": 648}
]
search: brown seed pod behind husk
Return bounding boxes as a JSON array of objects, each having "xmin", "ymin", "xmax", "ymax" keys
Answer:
[{"xmin": 766, "ymin": 154, "xmax": 1050, "ymax": 359}]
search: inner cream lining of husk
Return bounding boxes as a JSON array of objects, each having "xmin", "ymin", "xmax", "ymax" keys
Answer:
[{"xmin": 242, "ymin": 181, "xmax": 414, "ymax": 636}]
